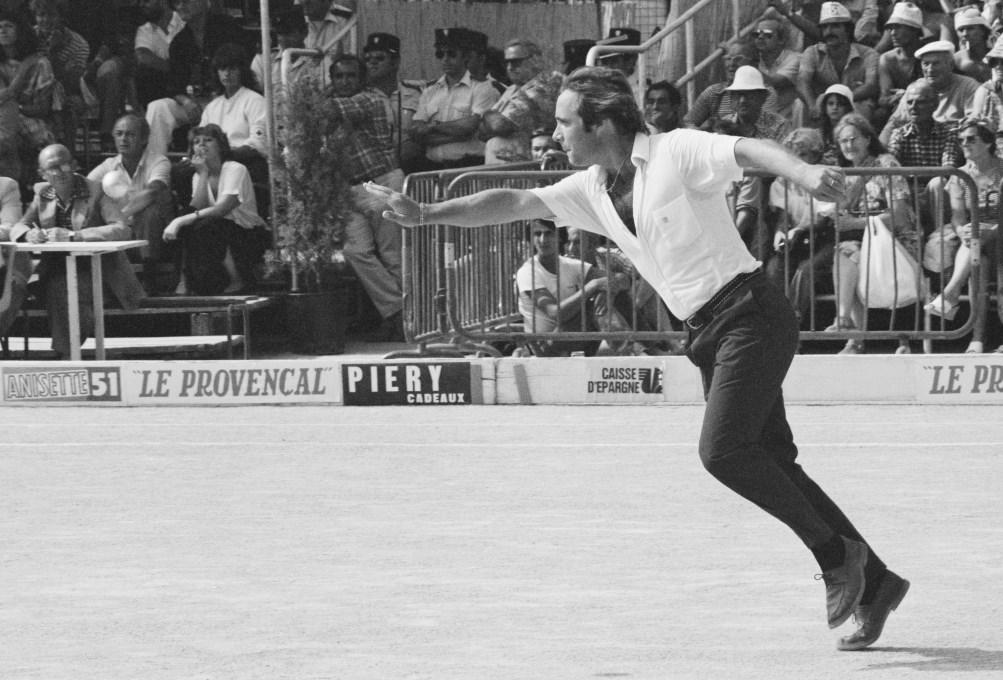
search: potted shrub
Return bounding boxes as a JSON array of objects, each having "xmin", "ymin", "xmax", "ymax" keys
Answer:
[{"xmin": 270, "ymin": 74, "xmax": 355, "ymax": 354}]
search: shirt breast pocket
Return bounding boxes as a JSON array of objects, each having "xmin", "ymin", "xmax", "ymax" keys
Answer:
[{"xmin": 651, "ymin": 197, "xmax": 703, "ymax": 248}]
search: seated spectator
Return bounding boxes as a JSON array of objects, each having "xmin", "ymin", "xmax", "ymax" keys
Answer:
[
  {"xmin": 877, "ymin": 2, "xmax": 925, "ymax": 121},
  {"xmin": 816, "ymin": 83, "xmax": 855, "ymax": 165},
  {"xmin": 827, "ymin": 113, "xmax": 917, "ymax": 354},
  {"xmin": 199, "ymin": 43, "xmax": 268, "ymax": 180},
  {"xmin": 30, "ymin": 0, "xmax": 90, "ymax": 142},
  {"xmin": 62, "ymin": 0, "xmax": 127, "ymax": 140},
  {"xmin": 86, "ymin": 113, "xmax": 173, "ymax": 286},
  {"xmin": 480, "ymin": 38, "xmax": 563, "ymax": 164},
  {"xmin": 408, "ymin": 28, "xmax": 500, "ymax": 172},
  {"xmin": 0, "ymin": 172, "xmax": 27, "ymax": 335},
  {"xmin": 530, "ymin": 127, "xmax": 560, "ymax": 160},
  {"xmin": 925, "ymin": 118, "xmax": 1002, "ymax": 353},
  {"xmin": 971, "ymin": 35, "xmax": 1003, "ymax": 133},
  {"xmin": 162, "ymin": 124, "xmax": 266, "ymax": 295},
  {"xmin": 754, "ymin": 11, "xmax": 803, "ymax": 122},
  {"xmin": 362, "ymin": 32, "xmax": 425, "ymax": 169},
  {"xmin": 133, "ymin": 0, "xmax": 184, "ymax": 109},
  {"xmin": 144, "ymin": 0, "xmax": 249, "ymax": 157},
  {"xmin": 764, "ymin": 127, "xmax": 838, "ymax": 325},
  {"xmin": 797, "ymin": 1, "xmax": 879, "ymax": 122},
  {"xmin": 953, "ymin": 6, "xmax": 993, "ymax": 83},
  {"xmin": 9, "ymin": 144, "xmax": 144, "ymax": 358},
  {"xmin": 0, "ymin": 9, "xmax": 57, "ymax": 184},
  {"xmin": 684, "ymin": 40, "xmax": 778, "ymax": 130},
  {"xmin": 880, "ymin": 40, "xmax": 986, "ymax": 144},
  {"xmin": 644, "ymin": 80, "xmax": 683, "ymax": 133},
  {"xmin": 516, "ymin": 218, "xmax": 626, "ymax": 356}
]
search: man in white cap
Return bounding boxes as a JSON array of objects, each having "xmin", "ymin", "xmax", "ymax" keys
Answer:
[
  {"xmin": 953, "ymin": 6, "xmax": 993, "ymax": 83},
  {"xmin": 877, "ymin": 2, "xmax": 926, "ymax": 116},
  {"xmin": 879, "ymin": 39, "xmax": 988, "ymax": 144},
  {"xmin": 797, "ymin": 1, "xmax": 879, "ymax": 120},
  {"xmin": 684, "ymin": 41, "xmax": 779, "ymax": 131}
]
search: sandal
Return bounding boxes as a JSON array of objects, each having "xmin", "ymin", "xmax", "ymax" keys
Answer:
[
  {"xmin": 924, "ymin": 295, "xmax": 959, "ymax": 321},
  {"xmin": 838, "ymin": 339, "xmax": 865, "ymax": 354},
  {"xmin": 824, "ymin": 316, "xmax": 856, "ymax": 332}
]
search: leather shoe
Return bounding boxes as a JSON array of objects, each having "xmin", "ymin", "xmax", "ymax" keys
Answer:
[
  {"xmin": 818, "ymin": 537, "xmax": 868, "ymax": 629},
  {"xmin": 837, "ymin": 570, "xmax": 910, "ymax": 651}
]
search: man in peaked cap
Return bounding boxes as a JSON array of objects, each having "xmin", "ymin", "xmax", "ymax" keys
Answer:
[
  {"xmin": 600, "ymin": 27, "xmax": 640, "ymax": 77},
  {"xmin": 363, "ymin": 31, "xmax": 426, "ymax": 167},
  {"xmin": 458, "ymin": 28, "xmax": 506, "ymax": 94},
  {"xmin": 880, "ymin": 39, "xmax": 989, "ymax": 144},
  {"xmin": 407, "ymin": 27, "xmax": 500, "ymax": 172},
  {"xmin": 797, "ymin": 1, "xmax": 879, "ymax": 120}
]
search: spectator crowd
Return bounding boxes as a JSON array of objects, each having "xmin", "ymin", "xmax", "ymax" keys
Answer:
[{"xmin": 0, "ymin": 0, "xmax": 1001, "ymax": 356}]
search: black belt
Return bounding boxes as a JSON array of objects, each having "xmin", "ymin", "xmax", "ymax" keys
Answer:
[{"xmin": 684, "ymin": 269, "xmax": 762, "ymax": 331}]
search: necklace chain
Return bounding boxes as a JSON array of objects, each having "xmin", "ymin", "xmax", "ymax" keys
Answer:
[{"xmin": 606, "ymin": 155, "xmax": 632, "ymax": 195}]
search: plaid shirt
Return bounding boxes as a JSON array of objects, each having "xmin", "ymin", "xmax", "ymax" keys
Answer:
[
  {"xmin": 329, "ymin": 87, "xmax": 398, "ymax": 185},
  {"xmin": 887, "ymin": 119, "xmax": 961, "ymax": 170}
]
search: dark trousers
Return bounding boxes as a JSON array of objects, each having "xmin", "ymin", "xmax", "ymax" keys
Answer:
[
  {"xmin": 180, "ymin": 217, "xmax": 262, "ymax": 295},
  {"xmin": 686, "ymin": 273, "xmax": 886, "ymax": 573}
]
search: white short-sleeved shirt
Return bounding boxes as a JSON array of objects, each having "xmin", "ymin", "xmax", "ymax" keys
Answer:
[
  {"xmin": 0, "ymin": 176, "xmax": 23, "ymax": 231},
  {"xmin": 87, "ymin": 151, "xmax": 171, "ymax": 225},
  {"xmin": 530, "ymin": 130, "xmax": 758, "ymax": 320},
  {"xmin": 134, "ymin": 12, "xmax": 185, "ymax": 60},
  {"xmin": 515, "ymin": 255, "xmax": 592, "ymax": 333},
  {"xmin": 191, "ymin": 161, "xmax": 265, "ymax": 230},
  {"xmin": 414, "ymin": 71, "xmax": 501, "ymax": 161},
  {"xmin": 199, "ymin": 87, "xmax": 268, "ymax": 157}
]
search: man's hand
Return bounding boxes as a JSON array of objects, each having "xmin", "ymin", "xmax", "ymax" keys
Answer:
[
  {"xmin": 46, "ymin": 227, "xmax": 74, "ymax": 242},
  {"xmin": 25, "ymin": 227, "xmax": 48, "ymax": 244},
  {"xmin": 162, "ymin": 216, "xmax": 187, "ymax": 242},
  {"xmin": 801, "ymin": 165, "xmax": 846, "ymax": 202},
  {"xmin": 365, "ymin": 182, "xmax": 422, "ymax": 227}
]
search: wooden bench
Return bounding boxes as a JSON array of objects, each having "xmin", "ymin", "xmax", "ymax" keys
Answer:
[{"xmin": 7, "ymin": 295, "xmax": 280, "ymax": 360}]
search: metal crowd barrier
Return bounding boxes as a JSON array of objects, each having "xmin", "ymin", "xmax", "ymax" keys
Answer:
[{"xmin": 402, "ymin": 164, "xmax": 993, "ymax": 357}]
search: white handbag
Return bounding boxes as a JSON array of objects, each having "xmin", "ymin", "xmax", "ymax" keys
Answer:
[{"xmin": 857, "ymin": 216, "xmax": 920, "ymax": 309}]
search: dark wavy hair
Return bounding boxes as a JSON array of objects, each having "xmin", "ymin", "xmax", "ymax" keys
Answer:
[
  {"xmin": 210, "ymin": 42, "xmax": 255, "ymax": 93},
  {"xmin": 0, "ymin": 9, "xmax": 39, "ymax": 62},
  {"xmin": 188, "ymin": 124, "xmax": 233, "ymax": 161},
  {"xmin": 563, "ymin": 66, "xmax": 647, "ymax": 135}
]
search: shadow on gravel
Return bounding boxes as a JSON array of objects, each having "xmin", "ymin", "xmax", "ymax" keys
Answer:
[{"xmin": 862, "ymin": 647, "xmax": 1003, "ymax": 673}]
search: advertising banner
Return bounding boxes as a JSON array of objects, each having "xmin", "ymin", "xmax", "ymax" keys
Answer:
[
  {"xmin": 1, "ymin": 365, "xmax": 123, "ymax": 403},
  {"xmin": 583, "ymin": 361, "xmax": 666, "ymax": 403},
  {"xmin": 341, "ymin": 362, "xmax": 479, "ymax": 405}
]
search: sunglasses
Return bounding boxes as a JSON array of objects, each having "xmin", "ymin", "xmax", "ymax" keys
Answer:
[
  {"xmin": 753, "ymin": 30, "xmax": 775, "ymax": 38},
  {"xmin": 435, "ymin": 49, "xmax": 460, "ymax": 59},
  {"xmin": 505, "ymin": 56, "xmax": 529, "ymax": 67},
  {"xmin": 363, "ymin": 53, "xmax": 389, "ymax": 63}
]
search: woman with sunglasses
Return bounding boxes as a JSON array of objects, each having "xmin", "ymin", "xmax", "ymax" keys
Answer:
[{"xmin": 925, "ymin": 119, "xmax": 1003, "ymax": 353}]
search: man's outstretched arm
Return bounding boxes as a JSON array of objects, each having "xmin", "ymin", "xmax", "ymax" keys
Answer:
[
  {"xmin": 366, "ymin": 184, "xmax": 554, "ymax": 228},
  {"xmin": 734, "ymin": 136, "xmax": 846, "ymax": 203}
]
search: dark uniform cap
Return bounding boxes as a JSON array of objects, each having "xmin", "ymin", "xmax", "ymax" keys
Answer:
[
  {"xmin": 434, "ymin": 28, "xmax": 468, "ymax": 49},
  {"xmin": 364, "ymin": 32, "xmax": 400, "ymax": 55},
  {"xmin": 463, "ymin": 29, "xmax": 489, "ymax": 54},
  {"xmin": 606, "ymin": 27, "xmax": 641, "ymax": 45},
  {"xmin": 563, "ymin": 38, "xmax": 596, "ymax": 69},
  {"xmin": 272, "ymin": 8, "xmax": 306, "ymax": 35}
]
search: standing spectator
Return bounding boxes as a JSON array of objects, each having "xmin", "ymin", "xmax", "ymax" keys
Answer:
[
  {"xmin": 755, "ymin": 12, "xmax": 803, "ymax": 123},
  {"xmin": 133, "ymin": 0, "xmax": 185, "ymax": 108},
  {"xmin": 599, "ymin": 27, "xmax": 640, "ymax": 78},
  {"xmin": 684, "ymin": 41, "xmax": 778, "ymax": 130},
  {"xmin": 362, "ymin": 32, "xmax": 425, "ymax": 168},
  {"xmin": 408, "ymin": 28, "xmax": 500, "ymax": 172},
  {"xmin": 817, "ymin": 83, "xmax": 855, "ymax": 165},
  {"xmin": 880, "ymin": 40, "xmax": 986, "ymax": 144},
  {"xmin": 480, "ymin": 38, "xmax": 563, "ymax": 164},
  {"xmin": 461, "ymin": 29, "xmax": 505, "ymax": 94},
  {"xmin": 327, "ymin": 54, "xmax": 405, "ymax": 342},
  {"xmin": 9, "ymin": 144, "xmax": 144, "ymax": 358},
  {"xmin": 301, "ymin": 0, "xmax": 355, "ymax": 83},
  {"xmin": 877, "ymin": 2, "xmax": 925, "ymax": 121},
  {"xmin": 144, "ymin": 0, "xmax": 249, "ymax": 157},
  {"xmin": 826, "ymin": 113, "xmax": 917, "ymax": 354},
  {"xmin": 953, "ymin": 6, "xmax": 993, "ymax": 83},
  {"xmin": 797, "ymin": 1, "xmax": 880, "ymax": 122},
  {"xmin": 0, "ymin": 8, "xmax": 57, "ymax": 183},
  {"xmin": 162, "ymin": 124, "xmax": 266, "ymax": 295},
  {"xmin": 252, "ymin": 8, "xmax": 308, "ymax": 94},
  {"xmin": 87, "ymin": 113, "xmax": 172, "ymax": 276},
  {"xmin": 644, "ymin": 80, "xmax": 683, "ymax": 133}
]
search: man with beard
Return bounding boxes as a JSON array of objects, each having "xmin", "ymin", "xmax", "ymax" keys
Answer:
[
  {"xmin": 877, "ymin": 1, "xmax": 925, "ymax": 121},
  {"xmin": 797, "ymin": 1, "xmax": 878, "ymax": 121}
]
